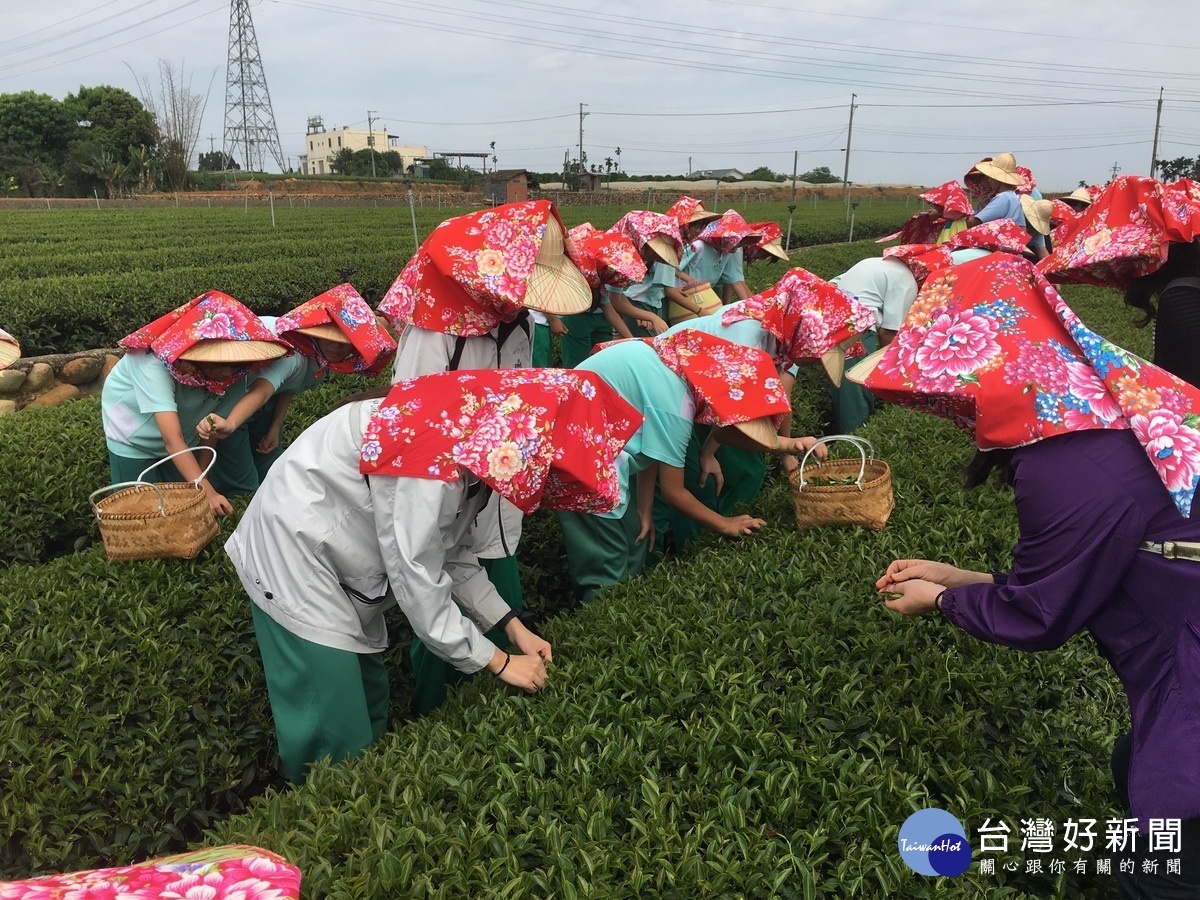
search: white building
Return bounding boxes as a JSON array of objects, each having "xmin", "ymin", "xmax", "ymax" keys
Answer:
[{"xmin": 301, "ymin": 116, "xmax": 428, "ymax": 175}]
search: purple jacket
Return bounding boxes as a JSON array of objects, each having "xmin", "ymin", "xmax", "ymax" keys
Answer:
[{"xmin": 943, "ymin": 428, "xmax": 1200, "ymax": 825}]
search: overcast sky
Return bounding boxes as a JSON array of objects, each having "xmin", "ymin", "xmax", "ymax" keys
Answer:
[{"xmin": 4, "ymin": 0, "xmax": 1200, "ymax": 191}]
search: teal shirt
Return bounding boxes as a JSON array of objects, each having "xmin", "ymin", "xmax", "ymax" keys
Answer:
[
  {"xmin": 577, "ymin": 339, "xmax": 696, "ymax": 517},
  {"xmin": 619, "ymin": 261, "xmax": 676, "ymax": 315},
  {"xmin": 680, "ymin": 242, "xmax": 745, "ymax": 290},
  {"xmin": 263, "ymin": 353, "xmax": 325, "ymax": 395},
  {"xmin": 101, "ymin": 351, "xmax": 253, "ymax": 459},
  {"xmin": 662, "ymin": 310, "xmax": 779, "ymax": 360}
]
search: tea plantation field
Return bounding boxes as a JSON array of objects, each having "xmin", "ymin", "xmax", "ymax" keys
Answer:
[{"xmin": 0, "ymin": 202, "xmax": 1150, "ymax": 897}]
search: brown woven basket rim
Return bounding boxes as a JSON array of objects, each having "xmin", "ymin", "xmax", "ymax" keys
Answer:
[
  {"xmin": 94, "ymin": 482, "xmax": 207, "ymax": 522},
  {"xmin": 789, "ymin": 459, "xmax": 891, "ymax": 493}
]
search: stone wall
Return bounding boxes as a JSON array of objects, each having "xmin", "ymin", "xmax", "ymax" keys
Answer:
[{"xmin": 0, "ymin": 348, "xmax": 122, "ymax": 417}]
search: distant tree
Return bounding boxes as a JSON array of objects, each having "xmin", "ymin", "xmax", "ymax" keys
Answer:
[
  {"xmin": 329, "ymin": 147, "xmax": 356, "ymax": 175},
  {"xmin": 426, "ymin": 157, "xmax": 457, "ymax": 180},
  {"xmin": 198, "ymin": 151, "xmax": 238, "ymax": 172},
  {"xmin": 745, "ymin": 165, "xmax": 782, "ymax": 182},
  {"xmin": 64, "ymin": 85, "xmax": 157, "ymax": 167},
  {"xmin": 129, "ymin": 60, "xmax": 214, "ymax": 190},
  {"xmin": 381, "ymin": 150, "xmax": 404, "ymax": 176},
  {"xmin": 1157, "ymin": 156, "xmax": 1199, "ymax": 182},
  {"xmin": 799, "ymin": 165, "xmax": 841, "ymax": 184}
]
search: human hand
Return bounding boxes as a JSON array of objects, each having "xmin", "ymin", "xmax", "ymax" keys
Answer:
[
  {"xmin": 197, "ymin": 414, "xmax": 235, "ymax": 440},
  {"xmin": 698, "ymin": 451, "xmax": 724, "ymax": 496},
  {"xmin": 505, "ymin": 618, "xmax": 553, "ymax": 662},
  {"xmin": 880, "ymin": 577, "xmax": 943, "ymax": 617},
  {"xmin": 635, "ymin": 507, "xmax": 655, "ymax": 547},
  {"xmin": 637, "ymin": 314, "xmax": 669, "ymax": 335},
  {"xmin": 778, "ymin": 435, "xmax": 827, "ymax": 461},
  {"xmin": 491, "ymin": 650, "xmax": 548, "ymax": 693},
  {"xmin": 719, "ymin": 514, "xmax": 766, "ymax": 538},
  {"xmin": 549, "ymin": 315, "xmax": 568, "ymax": 337},
  {"xmin": 205, "ymin": 488, "xmax": 233, "ymax": 518},
  {"xmin": 877, "ymin": 559, "xmax": 990, "ymax": 591},
  {"xmin": 256, "ymin": 429, "xmax": 281, "ymax": 454}
]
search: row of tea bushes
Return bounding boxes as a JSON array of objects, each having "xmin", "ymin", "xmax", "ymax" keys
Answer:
[{"xmin": 201, "ymin": 405, "xmax": 1130, "ymax": 898}]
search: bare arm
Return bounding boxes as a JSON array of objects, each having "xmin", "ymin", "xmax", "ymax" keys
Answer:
[
  {"xmin": 658, "ymin": 462, "xmax": 765, "ymax": 538},
  {"xmin": 153, "ymin": 411, "xmax": 232, "ymax": 517},
  {"xmin": 197, "ymin": 377, "xmax": 277, "ymax": 440}
]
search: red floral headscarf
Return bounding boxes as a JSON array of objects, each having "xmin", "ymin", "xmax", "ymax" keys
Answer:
[
  {"xmin": 744, "ymin": 222, "xmax": 788, "ymax": 262},
  {"xmin": 275, "ymin": 284, "xmax": 397, "ymax": 375},
  {"xmin": 568, "ymin": 223, "xmax": 648, "ymax": 290},
  {"xmin": 884, "ymin": 220, "xmax": 1032, "ymax": 287},
  {"xmin": 922, "ymin": 181, "xmax": 974, "ymax": 219},
  {"xmin": 610, "ymin": 210, "xmax": 684, "ymax": 263},
  {"xmin": 666, "ymin": 196, "xmax": 718, "ymax": 233},
  {"xmin": 722, "ymin": 267, "xmax": 875, "ymax": 365},
  {"xmin": 119, "ymin": 292, "xmax": 287, "ymax": 394},
  {"xmin": 879, "ymin": 182, "xmax": 975, "ymax": 245},
  {"xmin": 650, "ymin": 330, "xmax": 791, "ymax": 431},
  {"xmin": 1036, "ymin": 175, "xmax": 1200, "ymax": 289},
  {"xmin": 359, "ymin": 368, "xmax": 644, "ymax": 515},
  {"xmin": 855, "ymin": 253, "xmax": 1200, "ymax": 515},
  {"xmin": 1049, "ymin": 199, "xmax": 1081, "ymax": 246},
  {"xmin": 697, "ymin": 210, "xmax": 759, "ymax": 255},
  {"xmin": 377, "ymin": 200, "xmax": 589, "ymax": 337},
  {"xmin": 1015, "ymin": 165, "xmax": 1038, "ymax": 196}
]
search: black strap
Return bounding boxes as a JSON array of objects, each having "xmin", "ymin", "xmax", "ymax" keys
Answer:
[{"xmin": 448, "ymin": 335, "xmax": 469, "ymax": 372}]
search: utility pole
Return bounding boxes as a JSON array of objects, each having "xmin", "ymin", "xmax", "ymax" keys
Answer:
[
  {"xmin": 1150, "ymin": 87, "xmax": 1164, "ymax": 177},
  {"xmin": 688, "ymin": 156, "xmax": 692, "ymax": 177},
  {"xmin": 367, "ymin": 110, "xmax": 378, "ymax": 178},
  {"xmin": 1110, "ymin": 161, "xmax": 1122, "ymax": 182},
  {"xmin": 785, "ymin": 149, "xmax": 799, "ymax": 251},
  {"xmin": 578, "ymin": 103, "xmax": 589, "ymax": 170},
  {"xmin": 842, "ymin": 93, "xmax": 857, "ymax": 217}
]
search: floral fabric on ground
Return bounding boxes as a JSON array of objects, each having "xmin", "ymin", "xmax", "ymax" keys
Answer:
[
  {"xmin": 377, "ymin": 200, "xmax": 575, "ymax": 337},
  {"xmin": 568, "ymin": 224, "xmax": 647, "ymax": 290},
  {"xmin": 119, "ymin": 291, "xmax": 286, "ymax": 394},
  {"xmin": 0, "ymin": 844, "xmax": 302, "ymax": 899},
  {"xmin": 275, "ymin": 283, "xmax": 397, "ymax": 375},
  {"xmin": 650, "ymin": 330, "xmax": 790, "ymax": 430},
  {"xmin": 1036, "ymin": 175, "xmax": 1200, "ymax": 289},
  {"xmin": 722, "ymin": 267, "xmax": 875, "ymax": 365},
  {"xmin": 360, "ymin": 368, "xmax": 643, "ymax": 515},
  {"xmin": 860, "ymin": 252, "xmax": 1200, "ymax": 515}
]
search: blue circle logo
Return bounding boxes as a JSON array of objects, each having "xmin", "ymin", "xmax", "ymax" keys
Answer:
[{"xmin": 898, "ymin": 808, "xmax": 972, "ymax": 877}]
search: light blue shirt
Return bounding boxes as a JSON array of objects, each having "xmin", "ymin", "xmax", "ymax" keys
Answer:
[
  {"xmin": 680, "ymin": 241, "xmax": 745, "ymax": 290},
  {"xmin": 620, "ymin": 261, "xmax": 676, "ymax": 314},
  {"xmin": 101, "ymin": 351, "xmax": 253, "ymax": 459},
  {"xmin": 663, "ymin": 309, "xmax": 779, "ymax": 360},
  {"xmin": 576, "ymin": 339, "xmax": 696, "ymax": 517},
  {"xmin": 975, "ymin": 191, "xmax": 1045, "ymax": 250}
]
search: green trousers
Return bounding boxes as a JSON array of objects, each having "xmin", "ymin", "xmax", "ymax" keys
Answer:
[
  {"xmin": 107, "ymin": 443, "xmax": 258, "ymax": 497},
  {"xmin": 653, "ymin": 425, "xmax": 767, "ymax": 556},
  {"xmin": 561, "ymin": 313, "xmax": 613, "ymax": 368},
  {"xmin": 408, "ymin": 554, "xmax": 523, "ymax": 718},
  {"xmin": 532, "ymin": 323, "xmax": 552, "ymax": 368},
  {"xmin": 556, "ymin": 502, "xmax": 648, "ymax": 606},
  {"xmin": 828, "ymin": 330, "xmax": 880, "ymax": 434},
  {"xmin": 251, "ymin": 604, "xmax": 390, "ymax": 784},
  {"xmin": 244, "ymin": 396, "xmax": 286, "ymax": 484}
]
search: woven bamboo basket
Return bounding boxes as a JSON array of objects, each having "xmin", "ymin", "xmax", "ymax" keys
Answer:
[
  {"xmin": 90, "ymin": 449, "xmax": 221, "ymax": 561},
  {"xmin": 668, "ymin": 280, "xmax": 724, "ymax": 325},
  {"xmin": 788, "ymin": 435, "xmax": 894, "ymax": 531}
]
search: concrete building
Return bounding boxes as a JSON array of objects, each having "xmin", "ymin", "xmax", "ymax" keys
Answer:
[{"xmin": 301, "ymin": 116, "xmax": 428, "ymax": 175}]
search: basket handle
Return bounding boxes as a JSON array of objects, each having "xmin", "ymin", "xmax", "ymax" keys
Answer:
[
  {"xmin": 138, "ymin": 446, "xmax": 218, "ymax": 485},
  {"xmin": 796, "ymin": 434, "xmax": 875, "ymax": 492},
  {"xmin": 89, "ymin": 481, "xmax": 169, "ymax": 518}
]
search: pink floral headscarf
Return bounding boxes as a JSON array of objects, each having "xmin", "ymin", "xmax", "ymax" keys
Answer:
[
  {"xmin": 666, "ymin": 195, "xmax": 717, "ymax": 232},
  {"xmin": 722, "ymin": 267, "xmax": 876, "ymax": 365},
  {"xmin": 610, "ymin": 210, "xmax": 683, "ymax": 261},
  {"xmin": 360, "ymin": 368, "xmax": 644, "ymax": 515},
  {"xmin": 697, "ymin": 210, "xmax": 759, "ymax": 255},
  {"xmin": 857, "ymin": 252, "xmax": 1200, "ymax": 515},
  {"xmin": 275, "ymin": 284, "xmax": 397, "ymax": 375},
  {"xmin": 0, "ymin": 845, "xmax": 302, "ymax": 899},
  {"xmin": 884, "ymin": 220, "xmax": 1033, "ymax": 287},
  {"xmin": 1015, "ymin": 165, "xmax": 1038, "ymax": 196},
  {"xmin": 568, "ymin": 223, "xmax": 647, "ymax": 290},
  {"xmin": 1037, "ymin": 175, "xmax": 1200, "ymax": 289},
  {"xmin": 119, "ymin": 292, "xmax": 287, "ymax": 394}
]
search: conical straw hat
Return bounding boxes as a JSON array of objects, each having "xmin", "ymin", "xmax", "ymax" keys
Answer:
[{"xmin": 523, "ymin": 215, "xmax": 593, "ymax": 315}]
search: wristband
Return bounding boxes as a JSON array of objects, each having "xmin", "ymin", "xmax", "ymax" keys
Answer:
[
  {"xmin": 494, "ymin": 652, "xmax": 511, "ymax": 677},
  {"xmin": 935, "ymin": 590, "xmax": 946, "ymax": 613}
]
